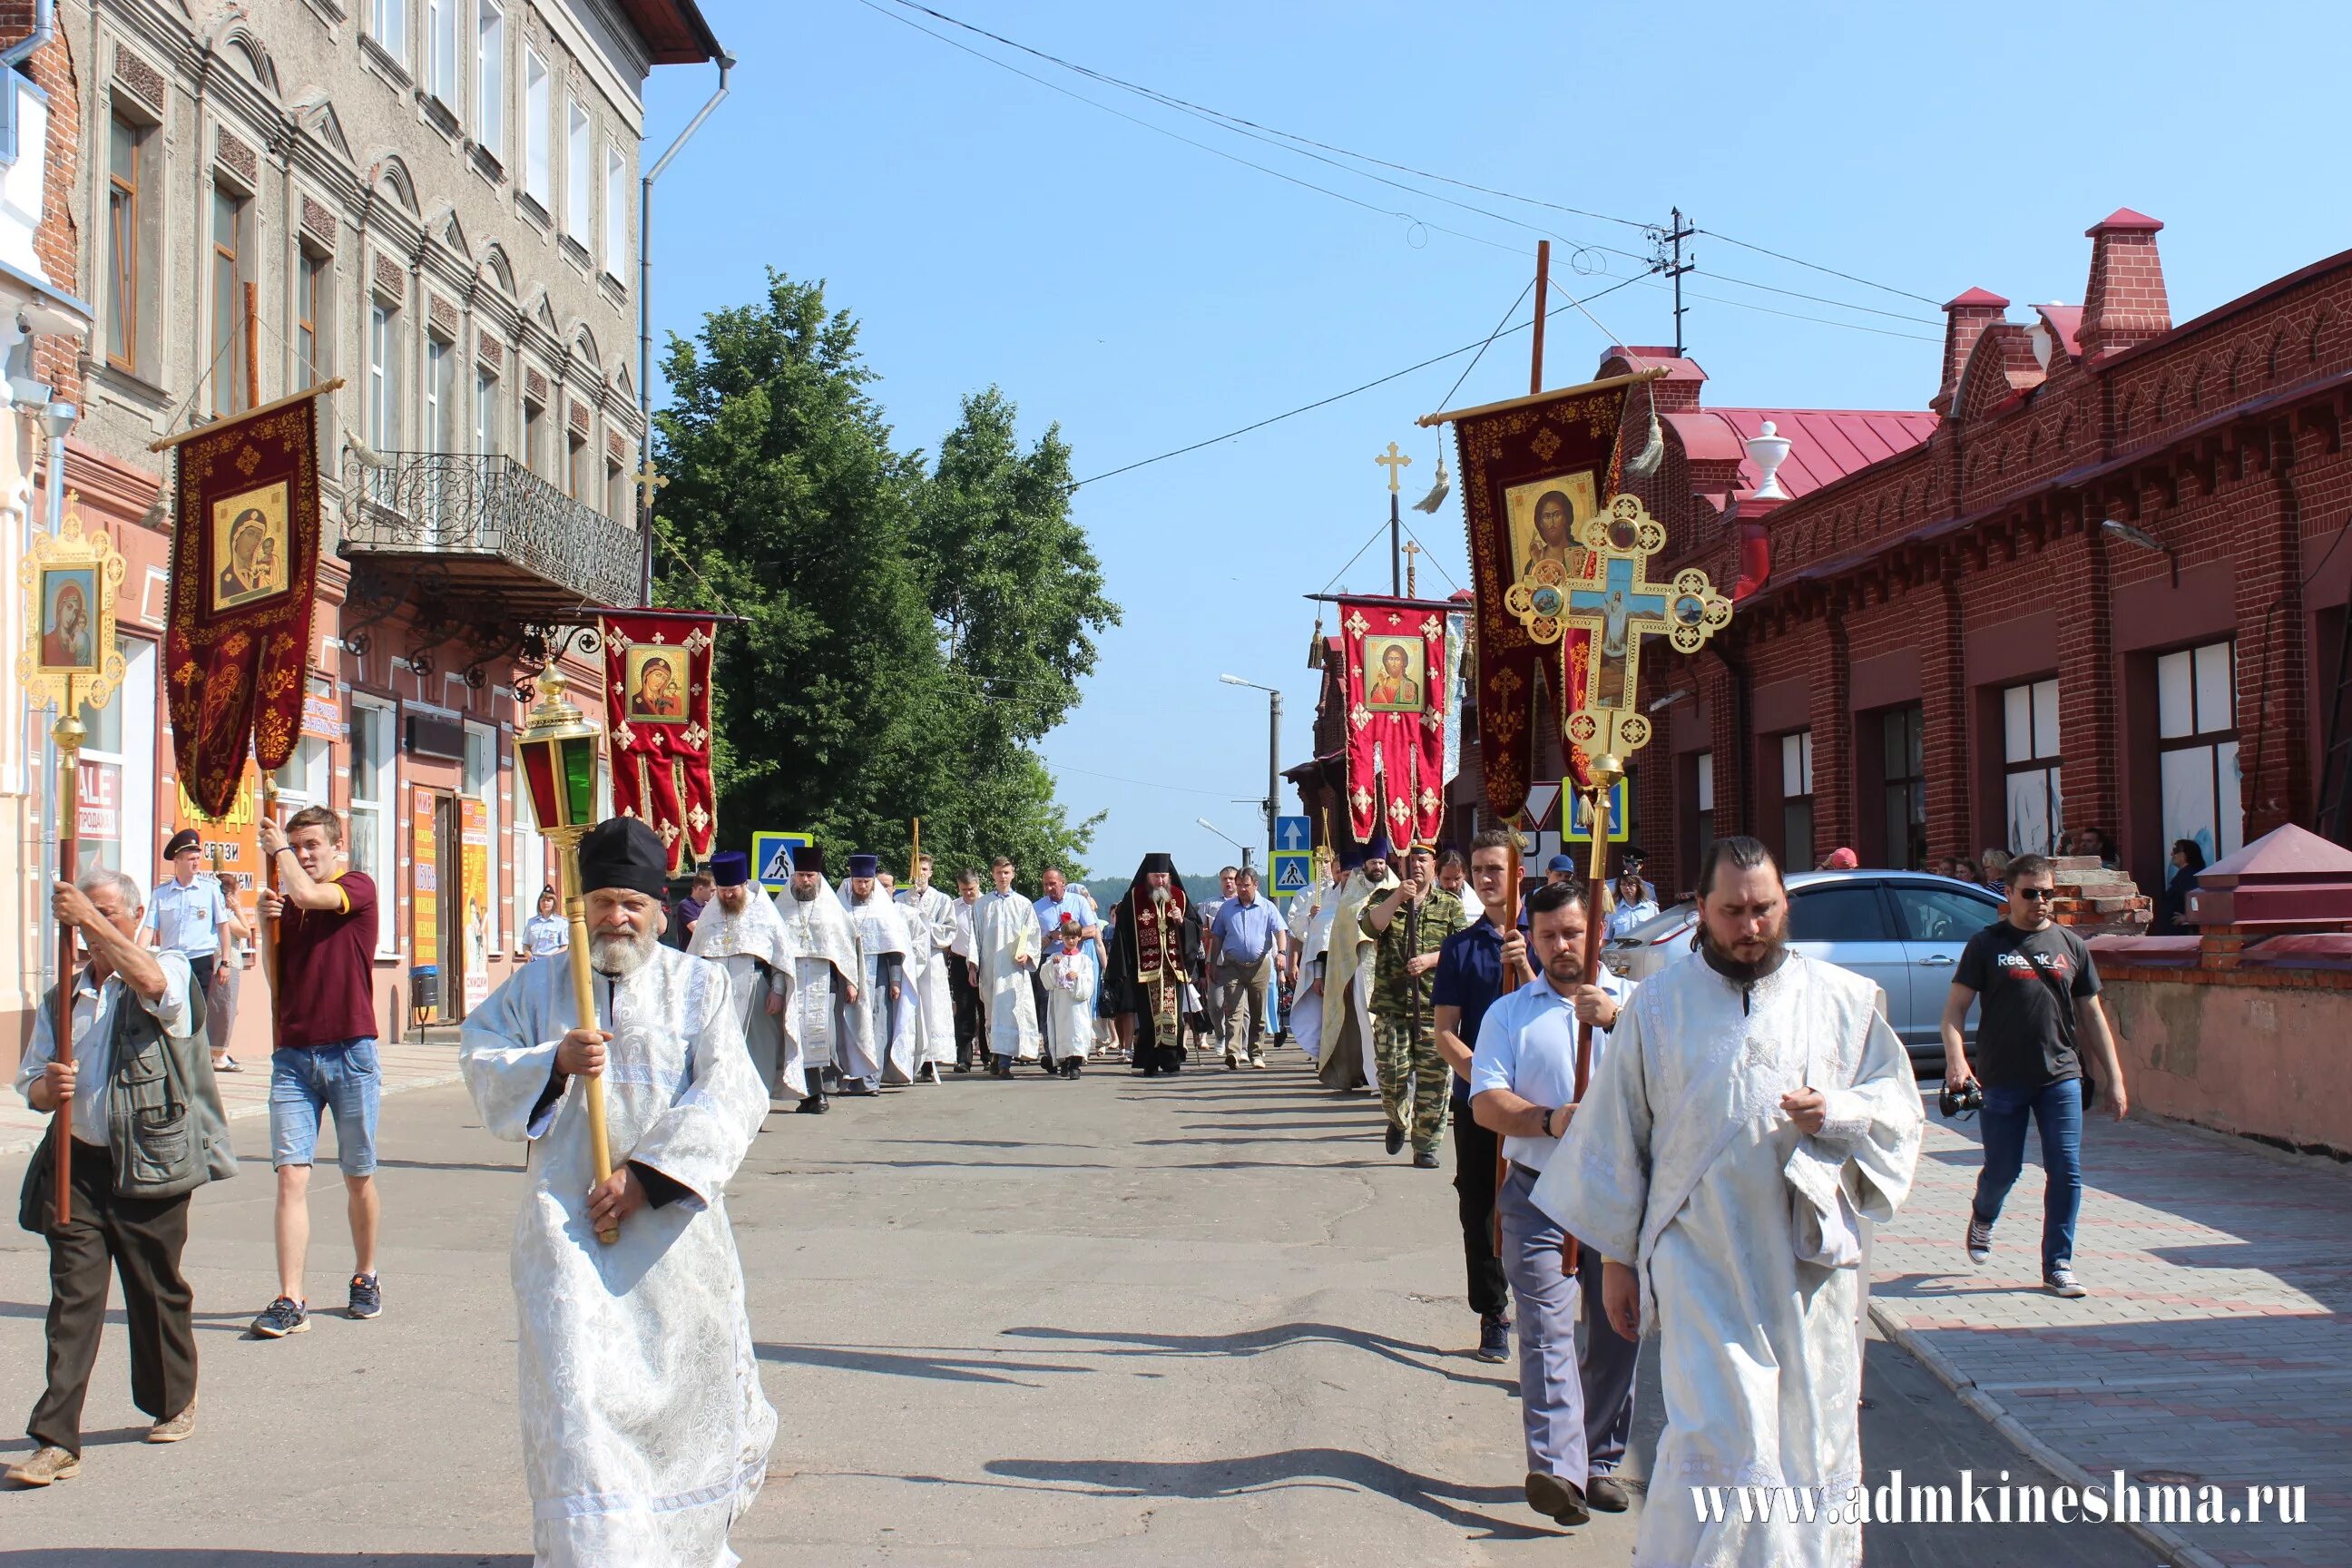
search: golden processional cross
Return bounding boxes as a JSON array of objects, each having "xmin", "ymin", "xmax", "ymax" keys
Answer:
[{"xmin": 1375, "ymin": 441, "xmax": 1413, "ymax": 492}]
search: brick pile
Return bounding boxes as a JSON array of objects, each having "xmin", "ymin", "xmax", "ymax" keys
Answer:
[{"xmin": 2047, "ymin": 853, "xmax": 2152, "ymax": 936}]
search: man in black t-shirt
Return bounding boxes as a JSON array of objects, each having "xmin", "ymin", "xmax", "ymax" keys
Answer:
[{"xmin": 1941, "ymin": 853, "xmax": 2129, "ymax": 1298}]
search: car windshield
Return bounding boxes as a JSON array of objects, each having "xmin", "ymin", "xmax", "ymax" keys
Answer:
[{"xmin": 1614, "ymin": 899, "xmax": 1695, "ymax": 944}]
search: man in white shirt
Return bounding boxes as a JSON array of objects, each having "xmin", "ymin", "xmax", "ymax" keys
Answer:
[
  {"xmin": 145, "ymin": 828, "xmax": 251, "ymax": 1072},
  {"xmin": 1470, "ymin": 878, "xmax": 1639, "ymax": 1529}
]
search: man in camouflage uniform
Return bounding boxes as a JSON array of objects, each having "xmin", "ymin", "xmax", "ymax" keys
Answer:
[{"xmin": 1360, "ymin": 843, "xmax": 1468, "ymax": 1167}]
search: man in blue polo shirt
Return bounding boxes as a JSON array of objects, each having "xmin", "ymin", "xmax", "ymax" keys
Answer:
[
  {"xmin": 1031, "ymin": 866, "xmax": 1100, "ymax": 1072},
  {"xmin": 1206, "ymin": 867, "xmax": 1286, "ymax": 1069},
  {"xmin": 1433, "ymin": 829, "xmax": 1524, "ymax": 1364},
  {"xmin": 1471, "ymin": 877, "xmax": 1640, "ymax": 1528}
]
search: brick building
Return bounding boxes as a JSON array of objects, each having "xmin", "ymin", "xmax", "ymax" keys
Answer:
[{"xmin": 1573, "ymin": 210, "xmax": 2352, "ymax": 905}]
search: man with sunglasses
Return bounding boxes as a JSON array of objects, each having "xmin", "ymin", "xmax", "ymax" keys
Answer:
[{"xmin": 1940, "ymin": 853, "xmax": 2129, "ymax": 1298}]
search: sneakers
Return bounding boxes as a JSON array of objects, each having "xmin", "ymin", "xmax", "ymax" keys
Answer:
[
  {"xmin": 1475, "ymin": 1313, "xmax": 1510, "ymax": 1363},
  {"xmin": 1249, "ymin": 1053, "xmax": 1268, "ymax": 1069},
  {"xmin": 1385, "ymin": 1123, "xmax": 1406, "ymax": 1157},
  {"xmin": 147, "ymin": 1397, "xmax": 198, "ymax": 1444},
  {"xmin": 1965, "ymin": 1216, "xmax": 1994, "ymax": 1266},
  {"xmin": 2045, "ymin": 1268, "xmax": 2089, "ymax": 1298},
  {"xmin": 5, "ymin": 1445, "xmax": 78, "ymax": 1486},
  {"xmin": 347, "ymin": 1273, "xmax": 383, "ymax": 1320},
  {"xmin": 250, "ymin": 1297, "xmax": 309, "ymax": 1338}
]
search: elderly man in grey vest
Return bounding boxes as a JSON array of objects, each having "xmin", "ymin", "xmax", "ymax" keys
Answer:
[{"xmin": 9, "ymin": 868, "xmax": 235, "ymax": 1487}]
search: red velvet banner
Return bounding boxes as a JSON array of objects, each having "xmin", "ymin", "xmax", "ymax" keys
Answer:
[
  {"xmin": 163, "ymin": 394, "xmax": 325, "ymax": 818},
  {"xmin": 1338, "ymin": 596, "xmax": 1448, "ymax": 848},
  {"xmin": 1445, "ymin": 377, "xmax": 1637, "ymax": 820},
  {"xmin": 602, "ymin": 611, "xmax": 719, "ymax": 874}
]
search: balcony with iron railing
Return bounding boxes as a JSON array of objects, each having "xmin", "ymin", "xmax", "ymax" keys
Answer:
[{"xmin": 338, "ymin": 451, "xmax": 642, "ymax": 622}]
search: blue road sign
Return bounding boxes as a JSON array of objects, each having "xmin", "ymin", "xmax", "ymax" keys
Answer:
[
  {"xmin": 1274, "ymin": 816, "xmax": 1311, "ymax": 852},
  {"xmin": 1270, "ymin": 850, "xmax": 1312, "ymax": 896},
  {"xmin": 752, "ymin": 830, "xmax": 814, "ymax": 891}
]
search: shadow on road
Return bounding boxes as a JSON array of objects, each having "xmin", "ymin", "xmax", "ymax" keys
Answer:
[
  {"xmin": 1004, "ymin": 1322, "xmax": 1513, "ymax": 1390},
  {"xmin": 755, "ymin": 1340, "xmax": 1093, "ymax": 1387},
  {"xmin": 980, "ymin": 1449, "xmax": 1556, "ymax": 1540}
]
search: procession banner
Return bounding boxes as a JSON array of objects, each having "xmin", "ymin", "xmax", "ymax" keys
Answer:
[
  {"xmin": 601, "ymin": 609, "xmax": 720, "ymax": 874},
  {"xmin": 1420, "ymin": 373, "xmax": 1650, "ymax": 820},
  {"xmin": 161, "ymin": 391, "xmax": 327, "ymax": 818},
  {"xmin": 1337, "ymin": 594, "xmax": 1448, "ymax": 848}
]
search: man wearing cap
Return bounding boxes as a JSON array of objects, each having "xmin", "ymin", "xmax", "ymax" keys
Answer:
[
  {"xmin": 1362, "ymin": 843, "xmax": 1469, "ymax": 1167},
  {"xmin": 840, "ymin": 855, "xmax": 916, "ymax": 1094},
  {"xmin": 777, "ymin": 847, "xmax": 866, "ymax": 1113},
  {"xmin": 461, "ymin": 818, "xmax": 774, "ymax": 1564},
  {"xmin": 686, "ymin": 852, "xmax": 798, "ymax": 1107},
  {"xmin": 146, "ymin": 828, "xmax": 252, "ymax": 1073},
  {"xmin": 1544, "ymin": 854, "xmax": 1579, "ymax": 887}
]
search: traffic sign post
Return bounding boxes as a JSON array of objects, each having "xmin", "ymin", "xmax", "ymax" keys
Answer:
[
  {"xmin": 752, "ymin": 829, "xmax": 814, "ymax": 891},
  {"xmin": 1273, "ymin": 815, "xmax": 1310, "ymax": 854},
  {"xmin": 1269, "ymin": 849, "xmax": 1313, "ymax": 897}
]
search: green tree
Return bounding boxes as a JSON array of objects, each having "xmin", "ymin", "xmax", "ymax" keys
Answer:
[{"xmin": 651, "ymin": 272, "xmax": 1115, "ymax": 884}]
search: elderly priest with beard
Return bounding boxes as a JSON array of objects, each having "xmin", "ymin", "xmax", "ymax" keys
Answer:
[
  {"xmin": 460, "ymin": 818, "xmax": 775, "ymax": 1568},
  {"xmin": 686, "ymin": 850, "xmax": 797, "ymax": 1105},
  {"xmin": 1532, "ymin": 836, "xmax": 1921, "ymax": 1567},
  {"xmin": 1103, "ymin": 853, "xmax": 1201, "ymax": 1077}
]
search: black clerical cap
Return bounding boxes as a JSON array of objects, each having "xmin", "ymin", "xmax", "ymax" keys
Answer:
[
  {"xmin": 794, "ymin": 845, "xmax": 826, "ymax": 875},
  {"xmin": 579, "ymin": 818, "xmax": 669, "ymax": 897},
  {"xmin": 1140, "ymin": 852, "xmax": 1176, "ymax": 876},
  {"xmin": 848, "ymin": 853, "xmax": 880, "ymax": 878}
]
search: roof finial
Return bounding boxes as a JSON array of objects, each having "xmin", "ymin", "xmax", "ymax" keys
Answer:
[{"xmin": 1747, "ymin": 420, "xmax": 1792, "ymax": 500}]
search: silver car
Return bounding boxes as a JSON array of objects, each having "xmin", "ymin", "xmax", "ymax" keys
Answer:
[{"xmin": 1601, "ymin": 870, "xmax": 2005, "ymax": 1077}]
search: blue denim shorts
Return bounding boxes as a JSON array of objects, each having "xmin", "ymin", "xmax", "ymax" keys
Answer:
[{"xmin": 270, "ymin": 1037, "xmax": 382, "ymax": 1175}]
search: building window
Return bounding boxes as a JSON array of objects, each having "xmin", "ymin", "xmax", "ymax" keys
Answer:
[
  {"xmin": 567, "ymin": 428, "xmax": 590, "ymax": 501},
  {"xmin": 1880, "ymin": 702, "xmax": 1926, "ymax": 872},
  {"xmin": 296, "ymin": 249, "xmax": 330, "ymax": 390},
  {"xmin": 370, "ymin": 0, "xmax": 407, "ymax": 64},
  {"xmin": 523, "ymin": 48, "xmax": 550, "ymax": 204},
  {"xmin": 210, "ymin": 188, "xmax": 251, "ymax": 417},
  {"xmin": 2003, "ymin": 677, "xmax": 2063, "ymax": 855},
  {"xmin": 475, "ymin": 367, "xmax": 499, "ymax": 455},
  {"xmin": 105, "ymin": 112, "xmax": 153, "ymax": 373},
  {"xmin": 1691, "ymin": 750, "xmax": 1715, "ymax": 870},
  {"xmin": 523, "ymin": 392, "xmax": 545, "ymax": 477},
  {"xmin": 475, "ymin": 0, "xmax": 505, "ymax": 152},
  {"xmin": 1780, "ymin": 730, "xmax": 1814, "ymax": 871},
  {"xmin": 425, "ymin": 338, "xmax": 456, "ymax": 455},
  {"xmin": 603, "ymin": 141, "xmax": 626, "ymax": 275},
  {"xmin": 427, "ymin": 0, "xmax": 459, "ymax": 104},
  {"xmin": 272, "ymin": 734, "xmax": 331, "ymax": 814},
  {"xmin": 368, "ymin": 303, "xmax": 401, "ymax": 449},
  {"xmin": 350, "ymin": 700, "xmax": 398, "ymax": 954},
  {"xmin": 606, "ymin": 456, "xmax": 626, "ymax": 522},
  {"xmin": 2158, "ymin": 641, "xmax": 2241, "ymax": 864},
  {"xmin": 565, "ymin": 101, "xmax": 591, "ymax": 238}
]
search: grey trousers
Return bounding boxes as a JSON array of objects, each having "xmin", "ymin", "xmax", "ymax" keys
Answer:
[
  {"xmin": 1212, "ymin": 956, "xmax": 1272, "ymax": 1059},
  {"xmin": 1495, "ymin": 1164, "xmax": 1639, "ymax": 1484}
]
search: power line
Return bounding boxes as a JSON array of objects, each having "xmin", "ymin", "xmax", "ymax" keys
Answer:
[
  {"xmin": 1697, "ymin": 228, "xmax": 1942, "ymax": 308},
  {"xmin": 1072, "ymin": 272, "xmax": 1648, "ymax": 489}
]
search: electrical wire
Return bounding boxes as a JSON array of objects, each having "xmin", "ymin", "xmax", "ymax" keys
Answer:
[
  {"xmin": 1434, "ymin": 277, "xmax": 1536, "ymax": 418},
  {"xmin": 1697, "ymin": 229, "xmax": 1942, "ymax": 308}
]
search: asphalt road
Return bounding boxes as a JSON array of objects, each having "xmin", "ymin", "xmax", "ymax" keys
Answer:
[{"xmin": 0, "ymin": 1052, "xmax": 2157, "ymax": 1565}]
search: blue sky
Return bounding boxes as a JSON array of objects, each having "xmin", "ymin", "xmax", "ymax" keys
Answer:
[{"xmin": 645, "ymin": 1, "xmax": 2346, "ymax": 877}]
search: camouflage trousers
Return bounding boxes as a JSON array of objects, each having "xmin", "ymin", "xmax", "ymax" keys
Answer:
[{"xmin": 1374, "ymin": 1014, "xmax": 1449, "ymax": 1155}]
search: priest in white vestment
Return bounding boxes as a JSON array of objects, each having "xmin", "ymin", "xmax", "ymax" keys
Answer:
[
  {"xmin": 838, "ymin": 855, "xmax": 916, "ymax": 1092},
  {"xmin": 1286, "ymin": 859, "xmax": 1342, "ymax": 1063},
  {"xmin": 459, "ymin": 818, "xmax": 775, "ymax": 1568},
  {"xmin": 896, "ymin": 855, "xmax": 959, "ymax": 1082},
  {"xmin": 776, "ymin": 847, "xmax": 867, "ymax": 1114},
  {"xmin": 686, "ymin": 851, "xmax": 797, "ymax": 1105},
  {"xmin": 1317, "ymin": 839, "xmax": 1396, "ymax": 1093},
  {"xmin": 1534, "ymin": 836, "xmax": 1922, "ymax": 1568},
  {"xmin": 972, "ymin": 857, "xmax": 1042, "ymax": 1076}
]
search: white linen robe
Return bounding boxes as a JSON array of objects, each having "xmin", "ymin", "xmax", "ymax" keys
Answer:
[
  {"xmin": 1317, "ymin": 870, "xmax": 1390, "ymax": 1090},
  {"xmin": 1532, "ymin": 950, "xmax": 1922, "ymax": 1568},
  {"xmin": 972, "ymin": 889, "xmax": 1042, "ymax": 1061},
  {"xmin": 1044, "ymin": 944, "xmax": 1097, "ymax": 1062},
  {"xmin": 459, "ymin": 947, "xmax": 778, "ymax": 1568},
  {"xmin": 1286, "ymin": 879, "xmax": 1340, "ymax": 1063},
  {"xmin": 778, "ymin": 887, "xmax": 870, "ymax": 1084},
  {"xmin": 896, "ymin": 883, "xmax": 959, "ymax": 1069},
  {"xmin": 842, "ymin": 886, "xmax": 918, "ymax": 1084},
  {"xmin": 687, "ymin": 892, "xmax": 799, "ymax": 1100}
]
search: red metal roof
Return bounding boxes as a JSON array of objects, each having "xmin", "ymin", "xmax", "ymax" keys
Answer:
[
  {"xmin": 1664, "ymin": 407, "xmax": 1939, "ymax": 500},
  {"xmin": 1944, "ymin": 287, "xmax": 2009, "ymax": 309}
]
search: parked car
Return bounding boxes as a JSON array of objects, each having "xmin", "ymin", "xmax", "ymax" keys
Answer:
[{"xmin": 1600, "ymin": 870, "xmax": 2006, "ymax": 1078}]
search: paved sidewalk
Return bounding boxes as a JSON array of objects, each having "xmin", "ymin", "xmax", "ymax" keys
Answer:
[
  {"xmin": 1871, "ymin": 1093, "xmax": 2352, "ymax": 1568},
  {"xmin": 0, "ymin": 1028, "xmax": 467, "ymax": 1155}
]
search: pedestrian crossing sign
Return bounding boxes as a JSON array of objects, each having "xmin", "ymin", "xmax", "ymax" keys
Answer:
[
  {"xmin": 1270, "ymin": 849, "xmax": 1312, "ymax": 897},
  {"xmin": 752, "ymin": 830, "xmax": 813, "ymax": 891}
]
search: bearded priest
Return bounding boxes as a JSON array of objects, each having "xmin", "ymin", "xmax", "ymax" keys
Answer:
[
  {"xmin": 1103, "ymin": 852, "xmax": 1201, "ymax": 1077},
  {"xmin": 686, "ymin": 851, "xmax": 797, "ymax": 1104},
  {"xmin": 1533, "ymin": 836, "xmax": 1922, "ymax": 1567},
  {"xmin": 895, "ymin": 854, "xmax": 959, "ymax": 1084},
  {"xmin": 839, "ymin": 855, "xmax": 916, "ymax": 1093},
  {"xmin": 1317, "ymin": 837, "xmax": 1396, "ymax": 1093},
  {"xmin": 458, "ymin": 817, "xmax": 775, "ymax": 1568},
  {"xmin": 777, "ymin": 847, "xmax": 866, "ymax": 1115}
]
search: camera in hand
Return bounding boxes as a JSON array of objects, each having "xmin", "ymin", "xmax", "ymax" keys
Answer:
[{"xmin": 1937, "ymin": 1078, "xmax": 1984, "ymax": 1121}]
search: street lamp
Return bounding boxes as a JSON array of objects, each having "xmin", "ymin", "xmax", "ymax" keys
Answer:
[
  {"xmin": 1196, "ymin": 817, "xmax": 1253, "ymax": 872},
  {"xmin": 1219, "ymin": 673, "xmax": 1282, "ymax": 857},
  {"xmin": 514, "ymin": 665, "xmax": 618, "ymax": 1243}
]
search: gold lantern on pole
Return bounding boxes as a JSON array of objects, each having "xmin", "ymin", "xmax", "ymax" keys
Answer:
[{"xmin": 514, "ymin": 664, "xmax": 618, "ymax": 1243}]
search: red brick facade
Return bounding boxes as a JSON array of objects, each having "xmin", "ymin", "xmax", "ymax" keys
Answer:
[
  {"xmin": 3, "ymin": 2, "xmax": 81, "ymax": 397},
  {"xmin": 1608, "ymin": 211, "xmax": 2352, "ymax": 905}
]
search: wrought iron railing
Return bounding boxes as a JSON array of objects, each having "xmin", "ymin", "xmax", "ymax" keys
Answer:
[{"xmin": 338, "ymin": 451, "xmax": 641, "ymax": 609}]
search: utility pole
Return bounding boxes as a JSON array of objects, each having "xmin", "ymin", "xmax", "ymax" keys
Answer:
[
  {"xmin": 1655, "ymin": 206, "xmax": 1696, "ymax": 357},
  {"xmin": 1266, "ymin": 689, "xmax": 1281, "ymax": 858},
  {"xmin": 1376, "ymin": 441, "xmax": 1412, "ymax": 595}
]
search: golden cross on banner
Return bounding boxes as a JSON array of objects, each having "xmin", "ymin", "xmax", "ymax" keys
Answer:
[
  {"xmin": 1375, "ymin": 441, "xmax": 1413, "ymax": 494},
  {"xmin": 1401, "ymin": 539, "xmax": 1421, "ymax": 596}
]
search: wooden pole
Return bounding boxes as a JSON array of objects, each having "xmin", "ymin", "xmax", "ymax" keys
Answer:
[
  {"xmin": 1491, "ymin": 830, "xmax": 1531, "ymax": 1256},
  {"xmin": 1563, "ymin": 764, "xmax": 1621, "ymax": 1272},
  {"xmin": 51, "ymin": 681, "xmax": 80, "ymax": 1225},
  {"xmin": 1530, "ymin": 240, "xmax": 1551, "ymax": 396},
  {"xmin": 242, "ymin": 280, "xmax": 260, "ymax": 409},
  {"xmin": 559, "ymin": 836, "xmax": 617, "ymax": 1243},
  {"xmin": 908, "ymin": 817, "xmax": 921, "ymax": 888},
  {"xmin": 259, "ymin": 779, "xmax": 281, "ymax": 1031}
]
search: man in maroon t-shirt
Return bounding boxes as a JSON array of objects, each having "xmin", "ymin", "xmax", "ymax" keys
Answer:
[{"xmin": 250, "ymin": 806, "xmax": 385, "ymax": 1338}]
